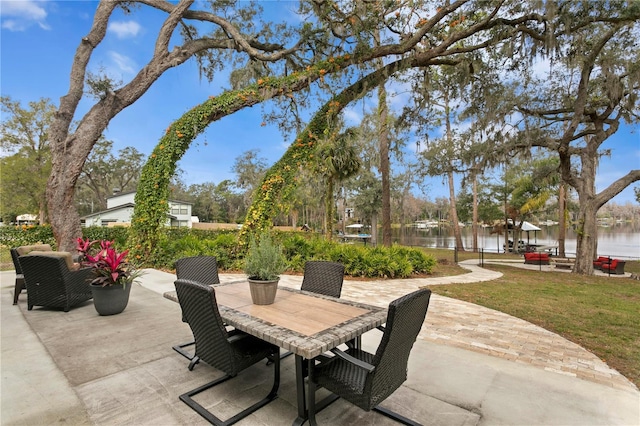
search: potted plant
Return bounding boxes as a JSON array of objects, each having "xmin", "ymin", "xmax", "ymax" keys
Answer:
[
  {"xmin": 243, "ymin": 232, "xmax": 286, "ymax": 305},
  {"xmin": 77, "ymin": 238, "xmax": 143, "ymax": 315}
]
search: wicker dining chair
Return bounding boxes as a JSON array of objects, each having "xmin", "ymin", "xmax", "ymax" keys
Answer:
[
  {"xmin": 173, "ymin": 256, "xmax": 221, "ymax": 360},
  {"xmin": 270, "ymin": 260, "xmax": 346, "ymax": 365},
  {"xmin": 300, "ymin": 261, "xmax": 345, "ymax": 298},
  {"xmin": 307, "ymin": 288, "xmax": 432, "ymax": 426},
  {"xmin": 19, "ymin": 254, "xmax": 93, "ymax": 312},
  {"xmin": 174, "ymin": 279, "xmax": 280, "ymax": 426}
]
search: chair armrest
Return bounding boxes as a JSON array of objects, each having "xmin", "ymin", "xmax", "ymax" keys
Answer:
[
  {"xmin": 67, "ymin": 267, "xmax": 94, "ymax": 291},
  {"xmin": 330, "ymin": 348, "xmax": 375, "ymax": 372}
]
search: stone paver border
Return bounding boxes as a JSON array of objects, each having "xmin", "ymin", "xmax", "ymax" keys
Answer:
[{"xmin": 277, "ymin": 259, "xmax": 637, "ymax": 392}]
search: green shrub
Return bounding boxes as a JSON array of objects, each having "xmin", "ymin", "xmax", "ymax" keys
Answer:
[
  {"xmin": 83, "ymin": 227, "xmax": 129, "ymax": 248},
  {"xmin": 152, "ymin": 229, "xmax": 243, "ymax": 270},
  {"xmin": 0, "ymin": 225, "xmax": 56, "ymax": 248},
  {"xmin": 0, "ymin": 226, "xmax": 436, "ymax": 278}
]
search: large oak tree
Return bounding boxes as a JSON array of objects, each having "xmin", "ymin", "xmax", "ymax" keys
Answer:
[
  {"xmin": 483, "ymin": 1, "xmax": 640, "ymax": 274},
  {"xmin": 46, "ymin": 0, "xmax": 304, "ymax": 250}
]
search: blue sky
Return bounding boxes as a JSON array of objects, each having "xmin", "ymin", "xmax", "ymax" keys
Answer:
[{"xmin": 1, "ymin": 1, "xmax": 639, "ymax": 205}]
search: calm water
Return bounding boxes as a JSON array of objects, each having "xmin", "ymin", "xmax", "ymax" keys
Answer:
[{"xmin": 391, "ymin": 222, "xmax": 640, "ymax": 260}]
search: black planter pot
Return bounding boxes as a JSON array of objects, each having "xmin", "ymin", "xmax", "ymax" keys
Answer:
[{"xmin": 91, "ymin": 282, "xmax": 132, "ymax": 315}]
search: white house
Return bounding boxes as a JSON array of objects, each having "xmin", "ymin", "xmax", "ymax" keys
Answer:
[{"xmin": 82, "ymin": 191, "xmax": 193, "ymax": 228}]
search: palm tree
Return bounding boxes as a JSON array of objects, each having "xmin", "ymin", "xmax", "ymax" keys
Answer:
[{"xmin": 316, "ymin": 127, "xmax": 361, "ymax": 239}]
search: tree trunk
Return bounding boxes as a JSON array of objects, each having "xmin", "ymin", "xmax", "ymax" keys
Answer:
[
  {"xmin": 443, "ymin": 99, "xmax": 463, "ymax": 251},
  {"xmin": 324, "ymin": 179, "xmax": 334, "ymax": 240},
  {"xmin": 378, "ymin": 84, "xmax": 392, "ymax": 247},
  {"xmin": 38, "ymin": 199, "xmax": 47, "ymax": 226},
  {"xmin": 370, "ymin": 212, "xmax": 378, "ymax": 246},
  {"xmin": 447, "ymin": 170, "xmax": 464, "ymax": 251},
  {"xmin": 573, "ymin": 202, "xmax": 598, "ymax": 275},
  {"xmin": 558, "ymin": 183, "xmax": 566, "ymax": 258},
  {"xmin": 47, "ymin": 172, "xmax": 84, "ymax": 251},
  {"xmin": 472, "ymin": 172, "xmax": 478, "ymax": 252}
]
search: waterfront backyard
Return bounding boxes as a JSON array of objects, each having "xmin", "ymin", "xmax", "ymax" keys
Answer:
[{"xmin": 3, "ymin": 260, "xmax": 638, "ymax": 425}]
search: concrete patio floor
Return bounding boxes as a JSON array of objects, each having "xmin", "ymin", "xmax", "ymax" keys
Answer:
[{"xmin": 1, "ymin": 261, "xmax": 638, "ymax": 425}]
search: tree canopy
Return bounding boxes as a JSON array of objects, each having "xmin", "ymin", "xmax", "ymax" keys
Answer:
[{"xmin": 10, "ymin": 0, "xmax": 635, "ymax": 276}]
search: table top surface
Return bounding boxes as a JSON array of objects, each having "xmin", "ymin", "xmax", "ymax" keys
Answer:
[{"xmin": 165, "ymin": 281, "xmax": 387, "ymax": 359}]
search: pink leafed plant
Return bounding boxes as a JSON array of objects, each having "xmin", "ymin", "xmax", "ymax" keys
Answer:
[{"xmin": 76, "ymin": 238, "xmax": 143, "ymax": 287}]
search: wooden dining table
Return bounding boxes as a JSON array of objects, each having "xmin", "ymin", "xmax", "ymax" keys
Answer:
[{"xmin": 165, "ymin": 280, "xmax": 387, "ymax": 425}]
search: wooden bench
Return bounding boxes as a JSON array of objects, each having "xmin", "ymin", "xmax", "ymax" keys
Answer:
[{"xmin": 554, "ymin": 258, "xmax": 575, "ymax": 270}]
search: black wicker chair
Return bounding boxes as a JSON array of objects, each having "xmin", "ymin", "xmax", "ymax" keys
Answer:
[
  {"xmin": 175, "ymin": 256, "xmax": 221, "ymax": 286},
  {"xmin": 174, "ymin": 279, "xmax": 280, "ymax": 426},
  {"xmin": 300, "ymin": 261, "xmax": 345, "ymax": 298},
  {"xmin": 10, "ymin": 248, "xmax": 25, "ymax": 305},
  {"xmin": 11, "ymin": 244, "xmax": 54, "ymax": 305},
  {"xmin": 274, "ymin": 260, "xmax": 346, "ymax": 363},
  {"xmin": 307, "ymin": 288, "xmax": 432, "ymax": 426},
  {"xmin": 19, "ymin": 254, "xmax": 93, "ymax": 312},
  {"xmin": 173, "ymin": 256, "xmax": 221, "ymax": 360}
]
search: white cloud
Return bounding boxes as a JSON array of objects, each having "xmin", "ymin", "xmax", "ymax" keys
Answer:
[
  {"xmin": 0, "ymin": 0, "xmax": 49, "ymax": 31},
  {"xmin": 342, "ymin": 107, "xmax": 362, "ymax": 126},
  {"xmin": 108, "ymin": 51, "xmax": 136, "ymax": 74},
  {"xmin": 108, "ymin": 20, "xmax": 141, "ymax": 39}
]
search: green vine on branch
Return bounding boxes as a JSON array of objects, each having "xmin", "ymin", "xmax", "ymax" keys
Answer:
[
  {"xmin": 128, "ymin": 56, "xmax": 351, "ymax": 263},
  {"xmin": 239, "ymin": 60, "xmax": 406, "ymax": 246}
]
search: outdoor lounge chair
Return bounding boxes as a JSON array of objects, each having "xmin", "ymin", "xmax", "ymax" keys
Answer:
[
  {"xmin": 173, "ymin": 256, "xmax": 221, "ymax": 361},
  {"xmin": 11, "ymin": 244, "xmax": 53, "ymax": 305},
  {"xmin": 593, "ymin": 256, "xmax": 611, "ymax": 270},
  {"xmin": 174, "ymin": 279, "xmax": 280, "ymax": 426},
  {"xmin": 601, "ymin": 259, "xmax": 626, "ymax": 275},
  {"xmin": 307, "ymin": 288, "xmax": 432, "ymax": 426},
  {"xmin": 19, "ymin": 254, "xmax": 93, "ymax": 312}
]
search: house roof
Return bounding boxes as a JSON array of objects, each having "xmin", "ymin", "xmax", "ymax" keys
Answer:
[
  {"xmin": 106, "ymin": 190, "xmax": 193, "ymax": 205},
  {"xmin": 81, "ymin": 203, "xmax": 178, "ymax": 220},
  {"xmin": 81, "ymin": 203, "xmax": 135, "ymax": 220}
]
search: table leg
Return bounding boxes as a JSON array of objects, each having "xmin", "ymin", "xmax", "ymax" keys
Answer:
[{"xmin": 292, "ymin": 355, "xmax": 307, "ymax": 426}]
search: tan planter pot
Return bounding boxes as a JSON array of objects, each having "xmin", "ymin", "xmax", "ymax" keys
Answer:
[{"xmin": 247, "ymin": 278, "xmax": 279, "ymax": 305}]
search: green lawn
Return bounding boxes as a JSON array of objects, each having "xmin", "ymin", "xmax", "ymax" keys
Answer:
[{"xmin": 424, "ymin": 256, "xmax": 640, "ymax": 388}]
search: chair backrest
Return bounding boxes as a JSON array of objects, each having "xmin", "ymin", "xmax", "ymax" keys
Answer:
[
  {"xmin": 174, "ymin": 279, "xmax": 237, "ymax": 375},
  {"xmin": 301, "ymin": 261, "xmax": 345, "ymax": 298},
  {"xmin": 10, "ymin": 248, "xmax": 22, "ymax": 274},
  {"xmin": 16, "ymin": 244, "xmax": 53, "ymax": 256},
  {"xmin": 12, "ymin": 244, "xmax": 54, "ymax": 274},
  {"xmin": 25, "ymin": 250, "xmax": 76, "ymax": 270},
  {"xmin": 175, "ymin": 256, "xmax": 220, "ymax": 285},
  {"xmin": 19, "ymin": 255, "xmax": 69, "ymax": 293},
  {"xmin": 367, "ymin": 288, "xmax": 431, "ymax": 407}
]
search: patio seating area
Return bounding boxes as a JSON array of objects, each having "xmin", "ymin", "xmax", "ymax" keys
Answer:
[{"xmin": 2, "ymin": 262, "xmax": 638, "ymax": 425}]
